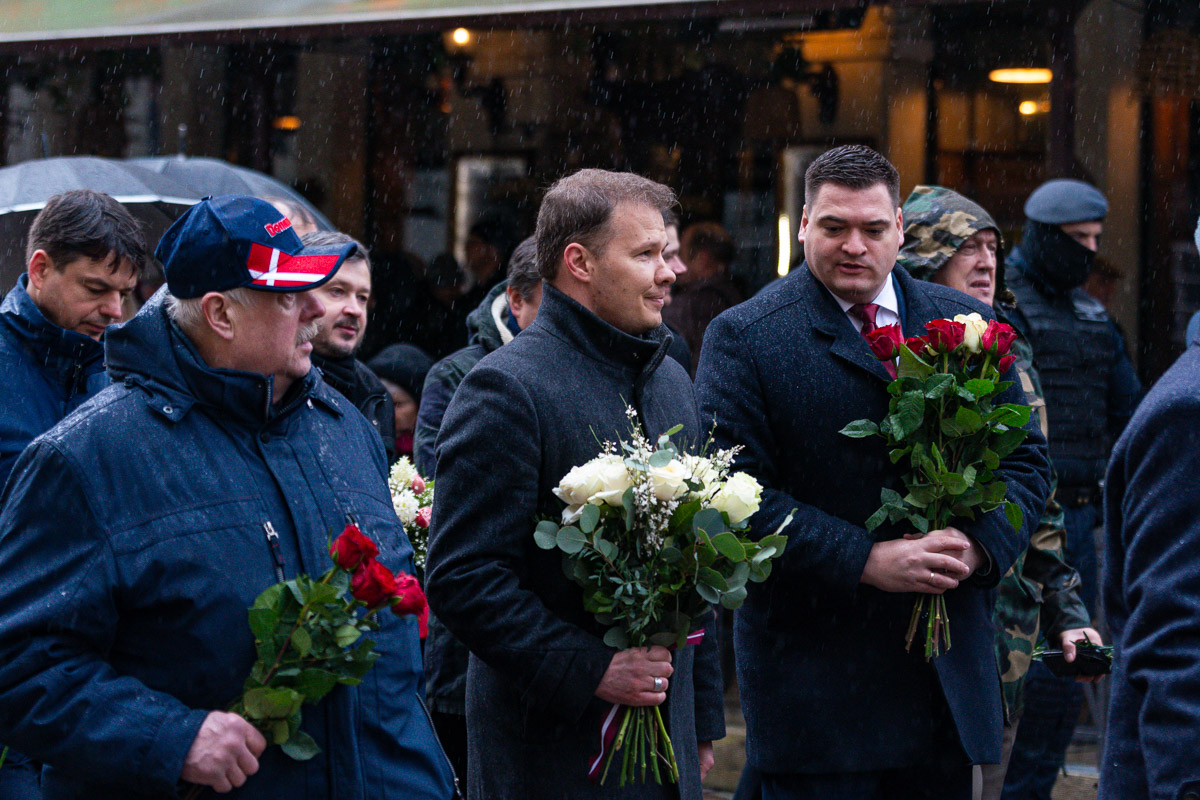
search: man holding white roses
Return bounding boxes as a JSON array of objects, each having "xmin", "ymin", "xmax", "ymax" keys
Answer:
[
  {"xmin": 427, "ymin": 169, "xmax": 724, "ymax": 799},
  {"xmin": 695, "ymin": 145, "xmax": 1051, "ymax": 799}
]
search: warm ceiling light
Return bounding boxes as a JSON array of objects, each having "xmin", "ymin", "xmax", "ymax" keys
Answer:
[
  {"xmin": 452, "ymin": 28, "xmax": 471, "ymax": 46},
  {"xmin": 272, "ymin": 115, "xmax": 301, "ymax": 131},
  {"xmin": 777, "ymin": 214, "xmax": 792, "ymax": 277},
  {"xmin": 989, "ymin": 68, "xmax": 1053, "ymax": 84}
]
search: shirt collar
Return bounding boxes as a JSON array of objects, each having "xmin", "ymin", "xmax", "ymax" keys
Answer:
[{"xmin": 832, "ymin": 271, "xmax": 900, "ymax": 316}]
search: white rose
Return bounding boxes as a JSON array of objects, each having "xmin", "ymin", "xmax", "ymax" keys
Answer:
[
  {"xmin": 954, "ymin": 312, "xmax": 988, "ymax": 354},
  {"xmin": 553, "ymin": 455, "xmax": 631, "ymax": 508},
  {"xmin": 388, "ymin": 457, "xmax": 418, "ymax": 494},
  {"xmin": 648, "ymin": 458, "xmax": 690, "ymax": 502},
  {"xmin": 682, "ymin": 455, "xmax": 721, "ymax": 499},
  {"xmin": 392, "ymin": 491, "xmax": 419, "ymax": 527},
  {"xmin": 709, "ymin": 472, "xmax": 763, "ymax": 524}
]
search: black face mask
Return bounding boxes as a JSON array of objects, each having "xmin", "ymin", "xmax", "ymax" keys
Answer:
[{"xmin": 1021, "ymin": 221, "xmax": 1095, "ymax": 293}]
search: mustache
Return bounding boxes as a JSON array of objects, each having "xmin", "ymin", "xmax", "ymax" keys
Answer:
[
  {"xmin": 296, "ymin": 319, "xmax": 321, "ymax": 346},
  {"xmin": 332, "ymin": 315, "xmax": 360, "ymax": 333}
]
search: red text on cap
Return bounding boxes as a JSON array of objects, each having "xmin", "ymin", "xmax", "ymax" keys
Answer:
[{"xmin": 264, "ymin": 217, "xmax": 293, "ymax": 237}]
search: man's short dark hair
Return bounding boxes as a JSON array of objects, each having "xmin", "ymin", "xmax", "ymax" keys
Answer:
[
  {"xmin": 301, "ymin": 230, "xmax": 370, "ymax": 272},
  {"xmin": 804, "ymin": 145, "xmax": 900, "ymax": 208},
  {"xmin": 535, "ymin": 169, "xmax": 676, "ymax": 281},
  {"xmin": 662, "ymin": 207, "xmax": 680, "ymax": 230},
  {"xmin": 506, "ymin": 236, "xmax": 541, "ymax": 301},
  {"xmin": 681, "ymin": 221, "xmax": 735, "ymax": 268},
  {"xmin": 26, "ymin": 190, "xmax": 150, "ymax": 279}
]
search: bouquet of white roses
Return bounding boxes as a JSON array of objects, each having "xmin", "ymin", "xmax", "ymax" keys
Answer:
[
  {"xmin": 387, "ymin": 457, "xmax": 434, "ymax": 571},
  {"xmin": 535, "ymin": 409, "xmax": 790, "ymax": 786}
]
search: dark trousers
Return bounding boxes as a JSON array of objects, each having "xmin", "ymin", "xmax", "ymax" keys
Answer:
[
  {"xmin": 1001, "ymin": 503, "xmax": 1098, "ymax": 800},
  {"xmin": 761, "ymin": 762, "xmax": 973, "ymax": 800}
]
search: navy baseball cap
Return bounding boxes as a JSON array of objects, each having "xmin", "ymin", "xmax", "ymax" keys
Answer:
[
  {"xmin": 156, "ymin": 195, "xmax": 355, "ymax": 299},
  {"xmin": 1024, "ymin": 179, "xmax": 1108, "ymax": 225}
]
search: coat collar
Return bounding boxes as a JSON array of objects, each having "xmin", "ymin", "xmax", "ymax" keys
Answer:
[
  {"xmin": 0, "ymin": 274, "xmax": 104, "ymax": 389},
  {"xmin": 534, "ymin": 283, "xmax": 672, "ymax": 376},
  {"xmin": 802, "ymin": 263, "xmax": 936, "ymax": 384},
  {"xmin": 105, "ymin": 289, "xmax": 343, "ymax": 427}
]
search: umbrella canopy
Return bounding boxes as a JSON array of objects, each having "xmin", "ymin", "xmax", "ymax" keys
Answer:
[
  {"xmin": 0, "ymin": 156, "xmax": 199, "ymax": 290},
  {"xmin": 129, "ymin": 156, "xmax": 334, "ymax": 232}
]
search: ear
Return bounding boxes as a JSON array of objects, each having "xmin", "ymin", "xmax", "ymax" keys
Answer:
[
  {"xmin": 26, "ymin": 250, "xmax": 53, "ymax": 291},
  {"xmin": 895, "ymin": 206, "xmax": 905, "ymax": 248},
  {"xmin": 797, "ymin": 206, "xmax": 810, "ymax": 246},
  {"xmin": 561, "ymin": 242, "xmax": 592, "ymax": 284},
  {"xmin": 506, "ymin": 283, "xmax": 523, "ymax": 311},
  {"xmin": 200, "ymin": 292, "xmax": 238, "ymax": 341}
]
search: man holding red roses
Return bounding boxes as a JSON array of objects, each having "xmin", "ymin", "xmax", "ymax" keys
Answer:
[
  {"xmin": 0, "ymin": 197, "xmax": 455, "ymax": 799},
  {"xmin": 695, "ymin": 146, "xmax": 1050, "ymax": 799}
]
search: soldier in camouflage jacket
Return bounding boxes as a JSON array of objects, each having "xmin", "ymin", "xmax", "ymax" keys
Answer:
[{"xmin": 899, "ymin": 185, "xmax": 1097, "ymax": 798}]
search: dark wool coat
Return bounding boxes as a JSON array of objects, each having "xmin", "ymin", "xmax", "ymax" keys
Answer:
[
  {"xmin": 1101, "ymin": 344, "xmax": 1200, "ymax": 800},
  {"xmin": 0, "ymin": 292, "xmax": 456, "ymax": 800},
  {"xmin": 426, "ymin": 285, "xmax": 725, "ymax": 799},
  {"xmin": 695, "ymin": 264, "xmax": 1050, "ymax": 774}
]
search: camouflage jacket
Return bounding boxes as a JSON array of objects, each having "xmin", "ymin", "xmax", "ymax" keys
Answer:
[{"xmin": 898, "ymin": 185, "xmax": 1091, "ymax": 721}]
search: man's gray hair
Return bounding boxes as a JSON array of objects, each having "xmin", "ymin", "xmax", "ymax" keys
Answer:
[
  {"xmin": 301, "ymin": 231, "xmax": 370, "ymax": 272},
  {"xmin": 165, "ymin": 287, "xmax": 255, "ymax": 334},
  {"xmin": 535, "ymin": 169, "xmax": 676, "ymax": 281},
  {"xmin": 506, "ymin": 236, "xmax": 541, "ymax": 301}
]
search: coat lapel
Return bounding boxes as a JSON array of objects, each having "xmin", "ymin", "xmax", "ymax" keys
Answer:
[
  {"xmin": 799, "ymin": 265, "xmax": 894, "ymax": 384},
  {"xmin": 893, "ymin": 265, "xmax": 943, "ymax": 339}
]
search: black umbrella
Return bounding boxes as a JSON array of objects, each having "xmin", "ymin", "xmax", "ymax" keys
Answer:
[
  {"xmin": 0, "ymin": 156, "xmax": 198, "ymax": 290},
  {"xmin": 129, "ymin": 156, "xmax": 334, "ymax": 232}
]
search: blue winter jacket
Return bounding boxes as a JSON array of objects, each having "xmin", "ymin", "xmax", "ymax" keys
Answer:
[
  {"xmin": 0, "ymin": 290, "xmax": 456, "ymax": 800},
  {"xmin": 0, "ymin": 275, "xmax": 108, "ymax": 486}
]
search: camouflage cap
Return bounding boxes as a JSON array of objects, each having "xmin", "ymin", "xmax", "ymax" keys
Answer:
[{"xmin": 897, "ymin": 185, "xmax": 1004, "ymax": 281}]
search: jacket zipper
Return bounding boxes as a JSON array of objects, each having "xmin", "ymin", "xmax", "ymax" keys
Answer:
[
  {"xmin": 263, "ymin": 521, "xmax": 286, "ymax": 583},
  {"xmin": 416, "ymin": 693, "xmax": 461, "ymax": 798}
]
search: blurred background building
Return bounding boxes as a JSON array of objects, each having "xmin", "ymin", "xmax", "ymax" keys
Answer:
[{"xmin": 0, "ymin": 0, "xmax": 1195, "ymax": 381}]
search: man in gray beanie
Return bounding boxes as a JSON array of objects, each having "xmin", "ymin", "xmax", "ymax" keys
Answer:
[{"xmin": 1002, "ymin": 179, "xmax": 1143, "ymax": 798}]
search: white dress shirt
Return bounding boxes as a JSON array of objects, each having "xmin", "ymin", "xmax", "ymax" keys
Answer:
[{"xmin": 833, "ymin": 273, "xmax": 901, "ymax": 334}]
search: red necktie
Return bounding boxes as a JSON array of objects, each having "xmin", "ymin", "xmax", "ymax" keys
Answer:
[{"xmin": 849, "ymin": 302, "xmax": 897, "ymax": 378}]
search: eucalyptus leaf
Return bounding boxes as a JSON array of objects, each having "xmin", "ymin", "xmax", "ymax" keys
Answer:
[
  {"xmin": 556, "ymin": 526, "xmax": 587, "ymax": 555},
  {"xmin": 579, "ymin": 504, "xmax": 601, "ymax": 534},
  {"xmin": 648, "ymin": 448, "xmax": 675, "ymax": 468},
  {"xmin": 710, "ymin": 532, "xmax": 747, "ymax": 561},
  {"xmin": 696, "ymin": 582, "xmax": 721, "ymax": 604},
  {"xmin": 720, "ymin": 586, "xmax": 749, "ymax": 609},
  {"xmin": 698, "ymin": 567, "xmax": 728, "ymax": 591},
  {"xmin": 533, "ymin": 521, "xmax": 559, "ymax": 550},
  {"xmin": 692, "ymin": 508, "xmax": 728, "ymax": 537},
  {"xmin": 603, "ymin": 627, "xmax": 630, "ymax": 649}
]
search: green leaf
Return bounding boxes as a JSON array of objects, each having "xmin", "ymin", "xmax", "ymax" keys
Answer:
[
  {"xmin": 710, "ymin": 532, "xmax": 747, "ymax": 561},
  {"xmin": 954, "ymin": 407, "xmax": 983, "ymax": 434},
  {"xmin": 648, "ymin": 631, "xmax": 678, "ymax": 647},
  {"xmin": 696, "ymin": 582, "xmax": 721, "ymax": 604},
  {"xmin": 294, "ymin": 669, "xmax": 340, "ymax": 702},
  {"xmin": 963, "ymin": 378, "xmax": 995, "ymax": 399},
  {"xmin": 622, "ymin": 488, "xmax": 636, "ymax": 531},
  {"xmin": 663, "ymin": 423, "xmax": 684, "ymax": 437},
  {"xmin": 243, "ymin": 687, "xmax": 303, "ymax": 721},
  {"xmin": 991, "ymin": 404, "xmax": 1032, "ymax": 427},
  {"xmin": 280, "ymin": 729, "xmax": 321, "ymax": 761},
  {"xmin": 648, "ymin": 448, "xmax": 675, "ymax": 468},
  {"xmin": 579, "ymin": 504, "xmax": 601, "ymax": 534},
  {"xmin": 941, "ymin": 471, "xmax": 969, "ymax": 496},
  {"xmin": 750, "ymin": 545, "xmax": 777, "ymax": 565},
  {"xmin": 720, "ymin": 586, "xmax": 749, "ymax": 609},
  {"xmin": 698, "ymin": 567, "xmax": 729, "ymax": 591},
  {"xmin": 249, "ymin": 607, "xmax": 278, "ymax": 643},
  {"xmin": 891, "ymin": 392, "xmax": 926, "ymax": 440},
  {"xmin": 983, "ymin": 481, "xmax": 1008, "ymax": 503},
  {"xmin": 533, "ymin": 520, "xmax": 559, "ymax": 550},
  {"xmin": 660, "ymin": 545, "xmax": 683, "ymax": 564},
  {"xmin": 730, "ymin": 561, "xmax": 751, "ymax": 587},
  {"xmin": 692, "ymin": 507, "xmax": 728, "ymax": 537},
  {"xmin": 982, "ymin": 448, "xmax": 1000, "ymax": 470},
  {"xmin": 864, "ymin": 506, "xmax": 888, "ymax": 531},
  {"xmin": 252, "ymin": 583, "xmax": 287, "ymax": 612},
  {"xmin": 991, "ymin": 428, "xmax": 1028, "ymax": 458},
  {"xmin": 556, "ymin": 526, "xmax": 587, "ymax": 554},
  {"xmin": 603, "ymin": 627, "xmax": 630, "ymax": 649},
  {"xmin": 923, "ymin": 373, "xmax": 957, "ymax": 399},
  {"xmin": 270, "ymin": 720, "xmax": 290, "ymax": 745},
  {"xmin": 898, "ymin": 343, "xmax": 935, "ymax": 379},
  {"xmin": 962, "ymin": 465, "xmax": 977, "ymax": 487},
  {"xmin": 290, "ymin": 627, "xmax": 312, "ymax": 658},
  {"xmin": 839, "ymin": 419, "xmax": 880, "ymax": 439},
  {"xmin": 909, "ymin": 514, "xmax": 931, "ymax": 534},
  {"xmin": 334, "ymin": 623, "xmax": 361, "ymax": 649},
  {"xmin": 1005, "ymin": 501, "xmax": 1024, "ymax": 533},
  {"xmin": 287, "ymin": 579, "xmax": 307, "ymax": 607},
  {"xmin": 595, "ymin": 537, "xmax": 617, "ymax": 561}
]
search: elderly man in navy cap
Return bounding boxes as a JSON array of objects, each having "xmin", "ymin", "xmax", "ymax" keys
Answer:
[
  {"xmin": 0, "ymin": 196, "xmax": 456, "ymax": 799},
  {"xmin": 1002, "ymin": 180, "xmax": 1143, "ymax": 798}
]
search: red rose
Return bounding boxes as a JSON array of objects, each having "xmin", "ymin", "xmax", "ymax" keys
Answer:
[
  {"xmin": 925, "ymin": 319, "xmax": 966, "ymax": 353},
  {"xmin": 391, "ymin": 572, "xmax": 428, "ymax": 618},
  {"xmin": 998, "ymin": 354, "xmax": 1016, "ymax": 374},
  {"xmin": 904, "ymin": 336, "xmax": 931, "ymax": 356},
  {"xmin": 865, "ymin": 324, "xmax": 904, "ymax": 361},
  {"xmin": 351, "ymin": 559, "xmax": 398, "ymax": 608},
  {"xmin": 329, "ymin": 524, "xmax": 379, "ymax": 571},
  {"xmin": 981, "ymin": 320, "xmax": 1018, "ymax": 358},
  {"xmin": 410, "ymin": 475, "xmax": 427, "ymax": 494},
  {"xmin": 415, "ymin": 506, "xmax": 432, "ymax": 529}
]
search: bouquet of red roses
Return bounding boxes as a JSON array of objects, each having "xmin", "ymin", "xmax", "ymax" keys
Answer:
[{"xmin": 840, "ymin": 313, "xmax": 1031, "ymax": 659}]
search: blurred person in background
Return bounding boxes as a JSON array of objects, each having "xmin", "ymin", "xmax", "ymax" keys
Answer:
[
  {"xmin": 662, "ymin": 220, "xmax": 742, "ymax": 373},
  {"xmin": 368, "ymin": 342, "xmax": 434, "ymax": 460}
]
